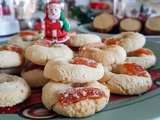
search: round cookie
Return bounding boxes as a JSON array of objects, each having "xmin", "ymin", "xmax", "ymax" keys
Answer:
[
  {"xmin": 119, "ymin": 18, "xmax": 142, "ymax": 32},
  {"xmin": 42, "ymin": 80, "xmax": 110, "ymax": 117},
  {"xmin": 25, "ymin": 40, "xmax": 74, "ymax": 66},
  {"xmin": 8, "ymin": 31, "xmax": 43, "ymax": 50},
  {"xmin": 44, "ymin": 57, "xmax": 104, "ymax": 83},
  {"xmin": 21, "ymin": 63, "xmax": 50, "ymax": 88},
  {"xmin": 145, "ymin": 16, "xmax": 160, "ymax": 35},
  {"xmin": 126, "ymin": 48, "xmax": 156, "ymax": 69},
  {"xmin": 65, "ymin": 34, "xmax": 101, "ymax": 47},
  {"xmin": 103, "ymin": 32, "xmax": 146, "ymax": 53},
  {"xmin": 0, "ymin": 73, "xmax": 31, "ymax": 107},
  {"xmin": 99, "ymin": 63, "xmax": 152, "ymax": 95},
  {"xmin": 79, "ymin": 43, "xmax": 126, "ymax": 66},
  {"xmin": 92, "ymin": 13, "xmax": 118, "ymax": 33},
  {"xmin": 0, "ymin": 44, "xmax": 24, "ymax": 68}
]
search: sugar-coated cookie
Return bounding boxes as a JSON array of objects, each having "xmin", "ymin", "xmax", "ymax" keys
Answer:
[
  {"xmin": 42, "ymin": 80, "xmax": 110, "ymax": 117},
  {"xmin": 44, "ymin": 57, "xmax": 104, "ymax": 83},
  {"xmin": 0, "ymin": 44, "xmax": 24, "ymax": 68},
  {"xmin": 0, "ymin": 73, "xmax": 31, "ymax": 107}
]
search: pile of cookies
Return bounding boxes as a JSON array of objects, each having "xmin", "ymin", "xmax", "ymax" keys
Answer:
[
  {"xmin": 42, "ymin": 57, "xmax": 110, "ymax": 117},
  {"xmin": 92, "ymin": 13, "xmax": 160, "ymax": 35},
  {"xmin": 0, "ymin": 31, "xmax": 156, "ymax": 118}
]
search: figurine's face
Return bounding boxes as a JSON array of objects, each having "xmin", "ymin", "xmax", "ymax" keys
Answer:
[{"xmin": 48, "ymin": 5, "xmax": 61, "ymax": 20}]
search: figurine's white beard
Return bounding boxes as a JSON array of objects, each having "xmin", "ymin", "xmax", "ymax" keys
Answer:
[{"xmin": 48, "ymin": 14, "xmax": 60, "ymax": 20}]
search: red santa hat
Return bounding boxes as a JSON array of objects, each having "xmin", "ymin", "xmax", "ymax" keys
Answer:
[{"xmin": 48, "ymin": 0, "xmax": 61, "ymax": 9}]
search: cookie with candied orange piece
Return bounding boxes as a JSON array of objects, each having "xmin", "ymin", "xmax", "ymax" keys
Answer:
[
  {"xmin": 44, "ymin": 57, "xmax": 104, "ymax": 83},
  {"xmin": 103, "ymin": 32, "xmax": 146, "ymax": 53},
  {"xmin": 42, "ymin": 80, "xmax": 110, "ymax": 117},
  {"xmin": 99, "ymin": 63, "xmax": 152, "ymax": 95},
  {"xmin": 65, "ymin": 34, "xmax": 101, "ymax": 47},
  {"xmin": 126, "ymin": 48, "xmax": 156, "ymax": 69},
  {"xmin": 18, "ymin": 31, "xmax": 42, "ymax": 41},
  {"xmin": 0, "ymin": 73, "xmax": 31, "ymax": 107},
  {"xmin": 79, "ymin": 42, "xmax": 106, "ymax": 51},
  {"xmin": 102, "ymin": 37, "xmax": 123, "ymax": 45},
  {"xmin": 79, "ymin": 43, "xmax": 126, "ymax": 66},
  {"xmin": 25, "ymin": 40, "xmax": 74, "ymax": 66},
  {"xmin": 0, "ymin": 44, "xmax": 24, "ymax": 68},
  {"xmin": 8, "ymin": 30, "xmax": 43, "ymax": 50}
]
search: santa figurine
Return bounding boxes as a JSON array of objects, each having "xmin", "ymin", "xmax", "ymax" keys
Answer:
[{"xmin": 44, "ymin": 0, "xmax": 70, "ymax": 43}]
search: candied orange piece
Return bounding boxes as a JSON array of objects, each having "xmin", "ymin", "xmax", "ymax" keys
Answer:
[
  {"xmin": 101, "ymin": 36, "xmax": 108, "ymax": 43},
  {"xmin": 106, "ymin": 38, "xmax": 122, "ymax": 45},
  {"xmin": 123, "ymin": 63, "xmax": 146, "ymax": 76},
  {"xmin": 2, "ymin": 44, "xmax": 23, "ymax": 55},
  {"xmin": 73, "ymin": 57, "xmax": 98, "ymax": 68},
  {"xmin": 35, "ymin": 40, "xmax": 52, "ymax": 47},
  {"xmin": 19, "ymin": 31, "xmax": 37, "ymax": 36},
  {"xmin": 79, "ymin": 43, "xmax": 106, "ymax": 51},
  {"xmin": 58, "ymin": 87, "xmax": 105, "ymax": 106},
  {"xmin": 128, "ymin": 48, "xmax": 153, "ymax": 56}
]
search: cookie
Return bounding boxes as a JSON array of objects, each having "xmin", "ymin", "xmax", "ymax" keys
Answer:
[
  {"xmin": 93, "ymin": 13, "xmax": 118, "ymax": 33},
  {"xmin": 0, "ymin": 73, "xmax": 31, "ymax": 107},
  {"xmin": 126, "ymin": 48, "xmax": 156, "ymax": 69},
  {"xmin": 44, "ymin": 57, "xmax": 104, "ymax": 83},
  {"xmin": 65, "ymin": 34, "xmax": 101, "ymax": 47},
  {"xmin": 25, "ymin": 41, "xmax": 74, "ymax": 66},
  {"xmin": 103, "ymin": 32, "xmax": 146, "ymax": 53},
  {"xmin": 79, "ymin": 43, "xmax": 126, "ymax": 66},
  {"xmin": 42, "ymin": 80, "xmax": 110, "ymax": 117},
  {"xmin": 99, "ymin": 63, "xmax": 152, "ymax": 95}
]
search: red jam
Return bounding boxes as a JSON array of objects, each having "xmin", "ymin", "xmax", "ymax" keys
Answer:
[
  {"xmin": 123, "ymin": 63, "xmax": 146, "ymax": 76},
  {"xmin": 2, "ymin": 44, "xmax": 23, "ymax": 55},
  {"xmin": 73, "ymin": 57, "xmax": 98, "ymax": 68},
  {"xmin": 58, "ymin": 87, "xmax": 106, "ymax": 106},
  {"xmin": 35, "ymin": 40, "xmax": 52, "ymax": 47},
  {"xmin": 132, "ymin": 48, "xmax": 153, "ymax": 55},
  {"xmin": 19, "ymin": 31, "xmax": 37, "ymax": 36},
  {"xmin": 106, "ymin": 38, "xmax": 122, "ymax": 45}
]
